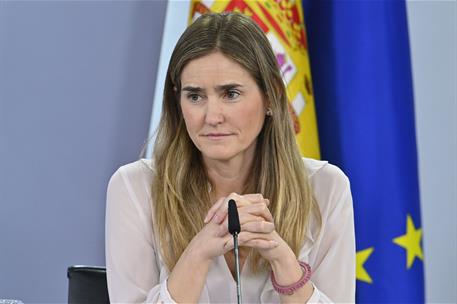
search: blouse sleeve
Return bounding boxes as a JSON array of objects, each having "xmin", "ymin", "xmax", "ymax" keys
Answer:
[
  {"xmin": 105, "ymin": 165, "xmax": 177, "ymax": 303},
  {"xmin": 303, "ymin": 163, "xmax": 356, "ymax": 303}
]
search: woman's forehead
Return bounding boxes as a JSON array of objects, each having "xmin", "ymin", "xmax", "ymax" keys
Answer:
[{"xmin": 180, "ymin": 52, "xmax": 255, "ymax": 88}]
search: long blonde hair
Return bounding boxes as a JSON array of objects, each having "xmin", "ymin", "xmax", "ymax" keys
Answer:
[{"xmin": 152, "ymin": 12, "xmax": 321, "ymax": 272}]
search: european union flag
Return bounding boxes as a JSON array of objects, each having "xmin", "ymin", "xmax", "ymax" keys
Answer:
[{"xmin": 302, "ymin": 1, "xmax": 425, "ymax": 302}]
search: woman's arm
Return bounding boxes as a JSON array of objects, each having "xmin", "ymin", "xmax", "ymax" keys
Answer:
[
  {"xmin": 265, "ymin": 166, "xmax": 356, "ymax": 303},
  {"xmin": 209, "ymin": 166, "xmax": 355, "ymax": 303},
  {"xmin": 268, "ymin": 244, "xmax": 314, "ymax": 303},
  {"xmin": 166, "ymin": 219, "xmax": 232, "ymax": 302},
  {"xmin": 106, "ymin": 166, "xmax": 171, "ymax": 303},
  {"xmin": 106, "ymin": 167, "xmax": 242, "ymax": 303},
  {"xmin": 304, "ymin": 165, "xmax": 356, "ymax": 303}
]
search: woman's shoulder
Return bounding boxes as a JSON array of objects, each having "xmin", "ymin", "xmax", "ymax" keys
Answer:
[
  {"xmin": 301, "ymin": 158, "xmax": 353, "ymax": 247},
  {"xmin": 302, "ymin": 157, "xmax": 349, "ymax": 186},
  {"xmin": 110, "ymin": 159, "xmax": 154, "ymax": 182},
  {"xmin": 106, "ymin": 159, "xmax": 156, "ymax": 246},
  {"xmin": 302, "ymin": 157, "xmax": 351, "ymax": 213},
  {"xmin": 107, "ymin": 159, "xmax": 155, "ymax": 201},
  {"xmin": 118, "ymin": 158, "xmax": 154, "ymax": 173}
]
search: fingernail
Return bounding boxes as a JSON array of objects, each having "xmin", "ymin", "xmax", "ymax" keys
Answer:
[{"xmin": 204, "ymin": 214, "xmax": 209, "ymax": 223}]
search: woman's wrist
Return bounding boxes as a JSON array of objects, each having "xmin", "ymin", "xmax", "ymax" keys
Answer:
[
  {"xmin": 271, "ymin": 261, "xmax": 312, "ymax": 295},
  {"xmin": 167, "ymin": 249, "xmax": 211, "ymax": 303},
  {"xmin": 269, "ymin": 247, "xmax": 302, "ymax": 285},
  {"xmin": 186, "ymin": 236, "xmax": 214, "ymax": 265}
]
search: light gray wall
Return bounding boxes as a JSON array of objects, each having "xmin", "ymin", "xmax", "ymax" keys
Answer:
[
  {"xmin": 406, "ymin": 1, "xmax": 457, "ymax": 303},
  {"xmin": 0, "ymin": 1, "xmax": 166, "ymax": 302}
]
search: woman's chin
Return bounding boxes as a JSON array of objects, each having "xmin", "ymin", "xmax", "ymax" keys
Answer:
[{"xmin": 200, "ymin": 150, "xmax": 238, "ymax": 163}]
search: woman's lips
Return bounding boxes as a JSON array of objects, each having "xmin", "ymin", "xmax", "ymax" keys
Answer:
[{"xmin": 202, "ymin": 133, "xmax": 234, "ymax": 140}]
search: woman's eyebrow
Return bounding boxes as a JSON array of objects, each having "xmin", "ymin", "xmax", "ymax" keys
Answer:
[
  {"xmin": 181, "ymin": 86, "xmax": 205, "ymax": 93},
  {"xmin": 182, "ymin": 84, "xmax": 244, "ymax": 93},
  {"xmin": 215, "ymin": 83, "xmax": 243, "ymax": 92}
]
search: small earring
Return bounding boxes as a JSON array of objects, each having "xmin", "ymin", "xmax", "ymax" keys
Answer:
[{"xmin": 266, "ymin": 108, "xmax": 273, "ymax": 116}]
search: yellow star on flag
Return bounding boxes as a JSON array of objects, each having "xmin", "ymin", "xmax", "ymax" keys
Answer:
[
  {"xmin": 356, "ymin": 247, "xmax": 374, "ymax": 283},
  {"xmin": 393, "ymin": 214, "xmax": 423, "ymax": 269}
]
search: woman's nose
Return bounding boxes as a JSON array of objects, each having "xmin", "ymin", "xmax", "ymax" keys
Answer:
[{"xmin": 204, "ymin": 99, "xmax": 224, "ymax": 126}]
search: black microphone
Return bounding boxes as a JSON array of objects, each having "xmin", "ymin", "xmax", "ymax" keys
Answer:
[
  {"xmin": 228, "ymin": 199, "xmax": 240, "ymax": 235},
  {"xmin": 228, "ymin": 199, "xmax": 242, "ymax": 304}
]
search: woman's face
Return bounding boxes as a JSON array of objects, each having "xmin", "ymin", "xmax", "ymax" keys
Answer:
[{"xmin": 180, "ymin": 51, "xmax": 266, "ymax": 163}]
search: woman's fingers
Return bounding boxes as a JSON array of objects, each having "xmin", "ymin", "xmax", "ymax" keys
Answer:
[
  {"xmin": 223, "ymin": 232, "xmax": 279, "ymax": 251},
  {"xmin": 241, "ymin": 220, "xmax": 275, "ymax": 234},
  {"xmin": 204, "ymin": 193, "xmax": 271, "ymax": 225},
  {"xmin": 204, "ymin": 197, "xmax": 225, "ymax": 223},
  {"xmin": 238, "ymin": 231, "xmax": 274, "ymax": 244},
  {"xmin": 206, "ymin": 193, "xmax": 258, "ymax": 224},
  {"xmin": 218, "ymin": 213, "xmax": 266, "ymax": 236},
  {"xmin": 224, "ymin": 239, "xmax": 278, "ymax": 251},
  {"xmin": 237, "ymin": 203, "xmax": 274, "ymax": 223},
  {"xmin": 197, "ymin": 221, "xmax": 239, "ymax": 259},
  {"xmin": 242, "ymin": 239, "xmax": 279, "ymax": 250},
  {"xmin": 242, "ymin": 193, "xmax": 269, "ymax": 205},
  {"xmin": 217, "ymin": 200, "xmax": 274, "ymax": 236}
]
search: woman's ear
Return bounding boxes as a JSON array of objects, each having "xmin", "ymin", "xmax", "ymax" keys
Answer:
[{"xmin": 173, "ymin": 86, "xmax": 180, "ymax": 101}]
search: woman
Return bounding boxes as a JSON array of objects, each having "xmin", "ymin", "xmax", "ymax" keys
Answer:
[{"xmin": 106, "ymin": 12, "xmax": 355, "ymax": 303}]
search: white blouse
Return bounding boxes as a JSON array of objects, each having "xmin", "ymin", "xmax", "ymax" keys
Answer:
[{"xmin": 105, "ymin": 158, "xmax": 355, "ymax": 303}]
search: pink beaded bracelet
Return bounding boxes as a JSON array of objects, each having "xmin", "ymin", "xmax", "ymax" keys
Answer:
[{"xmin": 270, "ymin": 261, "xmax": 312, "ymax": 295}]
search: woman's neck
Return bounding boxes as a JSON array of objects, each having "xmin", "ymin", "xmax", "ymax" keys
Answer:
[{"xmin": 204, "ymin": 149, "xmax": 255, "ymax": 201}]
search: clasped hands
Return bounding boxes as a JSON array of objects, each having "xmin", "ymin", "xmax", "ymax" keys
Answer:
[{"xmin": 190, "ymin": 193, "xmax": 291, "ymax": 264}]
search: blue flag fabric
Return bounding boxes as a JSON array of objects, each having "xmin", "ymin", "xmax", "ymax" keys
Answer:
[{"xmin": 302, "ymin": 1, "xmax": 425, "ymax": 302}]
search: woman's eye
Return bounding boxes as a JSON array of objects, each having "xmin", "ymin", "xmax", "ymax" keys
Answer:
[
  {"xmin": 187, "ymin": 94, "xmax": 202, "ymax": 103},
  {"xmin": 226, "ymin": 90, "xmax": 240, "ymax": 100}
]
